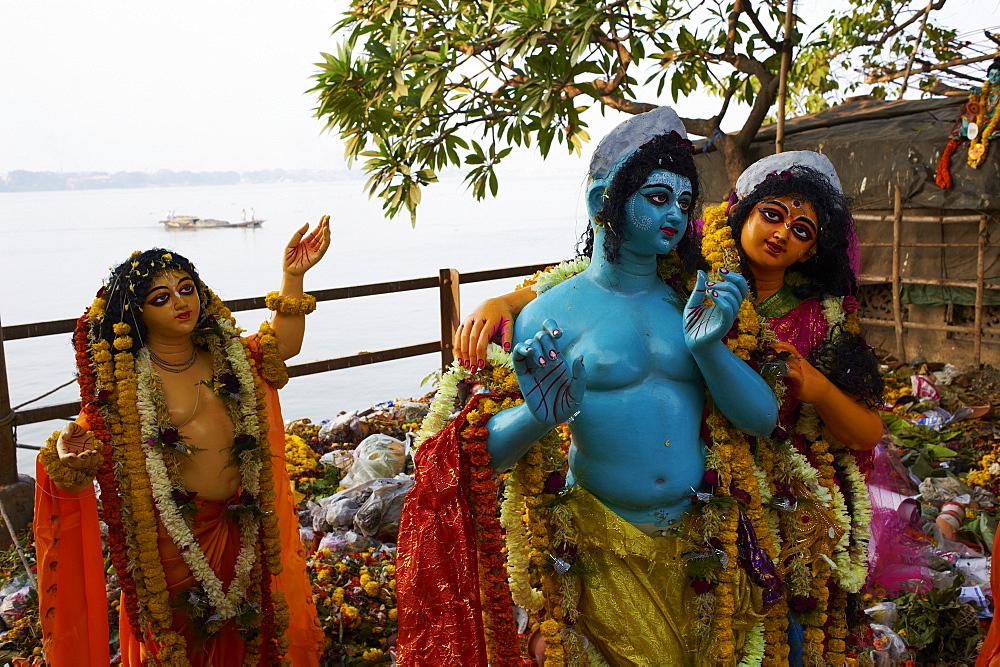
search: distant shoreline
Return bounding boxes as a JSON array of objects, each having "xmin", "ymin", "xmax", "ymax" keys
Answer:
[{"xmin": 0, "ymin": 168, "xmax": 356, "ymax": 193}]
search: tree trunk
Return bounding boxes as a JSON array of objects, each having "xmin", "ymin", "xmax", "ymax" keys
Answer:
[{"xmin": 714, "ymin": 133, "xmax": 752, "ymax": 189}]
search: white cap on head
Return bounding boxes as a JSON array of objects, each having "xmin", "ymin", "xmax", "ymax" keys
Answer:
[
  {"xmin": 589, "ymin": 106, "xmax": 688, "ymax": 179},
  {"xmin": 734, "ymin": 150, "xmax": 842, "ymax": 199}
]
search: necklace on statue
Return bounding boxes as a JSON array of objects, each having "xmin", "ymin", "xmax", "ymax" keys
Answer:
[{"xmin": 148, "ymin": 346, "xmax": 198, "ymax": 373}]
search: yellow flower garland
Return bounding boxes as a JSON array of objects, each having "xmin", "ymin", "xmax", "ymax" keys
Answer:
[
  {"xmin": 257, "ymin": 321, "xmax": 289, "ymax": 389},
  {"xmin": 39, "ymin": 431, "xmax": 102, "ymax": 488},
  {"xmin": 264, "ymin": 291, "xmax": 317, "ymax": 315}
]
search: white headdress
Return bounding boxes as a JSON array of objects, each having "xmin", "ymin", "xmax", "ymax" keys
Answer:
[
  {"xmin": 588, "ymin": 106, "xmax": 688, "ymax": 179},
  {"xmin": 734, "ymin": 150, "xmax": 843, "ymax": 199}
]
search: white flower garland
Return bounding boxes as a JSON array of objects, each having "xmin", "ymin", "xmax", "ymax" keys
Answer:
[
  {"xmin": 832, "ymin": 451, "xmax": 872, "ymax": 593},
  {"xmin": 414, "ymin": 343, "xmax": 513, "ymax": 450},
  {"xmin": 413, "ymin": 361, "xmax": 469, "ymax": 449},
  {"xmin": 532, "ymin": 257, "xmax": 591, "ymax": 295},
  {"xmin": 499, "ymin": 480, "xmax": 544, "ymax": 612},
  {"xmin": 135, "ymin": 330, "xmax": 264, "ymax": 621},
  {"xmin": 737, "ymin": 620, "xmax": 765, "ymax": 666}
]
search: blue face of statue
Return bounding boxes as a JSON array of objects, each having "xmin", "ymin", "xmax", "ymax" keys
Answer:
[{"xmin": 623, "ymin": 169, "xmax": 692, "ymax": 256}]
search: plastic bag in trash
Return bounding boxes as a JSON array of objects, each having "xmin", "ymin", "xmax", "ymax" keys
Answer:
[
  {"xmin": 319, "ymin": 410, "xmax": 367, "ymax": 444},
  {"xmin": 871, "ymin": 623, "xmax": 910, "ymax": 665},
  {"xmin": 0, "ymin": 579, "xmax": 34, "ymax": 626},
  {"xmin": 311, "ymin": 495, "xmax": 362, "ymax": 532},
  {"xmin": 318, "ymin": 529, "xmax": 372, "ymax": 554},
  {"xmin": 319, "ymin": 448, "xmax": 355, "ymax": 473},
  {"xmin": 354, "ymin": 476, "xmax": 414, "ymax": 539},
  {"xmin": 339, "ymin": 434, "xmax": 407, "ymax": 488},
  {"xmin": 864, "ymin": 601, "xmax": 898, "ymax": 628}
]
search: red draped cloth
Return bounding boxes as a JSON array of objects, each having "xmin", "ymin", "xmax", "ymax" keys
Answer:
[{"xmin": 396, "ymin": 397, "xmax": 488, "ymax": 666}]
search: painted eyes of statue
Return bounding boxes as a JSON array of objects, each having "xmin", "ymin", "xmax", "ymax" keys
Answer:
[
  {"xmin": 789, "ymin": 225, "xmax": 814, "ymax": 242},
  {"xmin": 758, "ymin": 207, "xmax": 814, "ymax": 242},
  {"xmin": 643, "ymin": 192, "xmax": 691, "ymax": 211},
  {"xmin": 147, "ymin": 282, "xmax": 196, "ymax": 307}
]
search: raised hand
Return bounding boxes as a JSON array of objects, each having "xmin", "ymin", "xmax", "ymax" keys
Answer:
[
  {"xmin": 56, "ymin": 422, "xmax": 101, "ymax": 470},
  {"xmin": 512, "ymin": 319, "xmax": 586, "ymax": 426},
  {"xmin": 683, "ymin": 269, "xmax": 749, "ymax": 352},
  {"xmin": 283, "ymin": 215, "xmax": 331, "ymax": 276}
]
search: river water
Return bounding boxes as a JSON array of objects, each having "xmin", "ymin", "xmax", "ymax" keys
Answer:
[{"xmin": 1, "ymin": 171, "xmax": 592, "ymax": 474}]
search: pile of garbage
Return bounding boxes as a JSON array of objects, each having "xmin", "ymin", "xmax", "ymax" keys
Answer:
[
  {"xmin": 865, "ymin": 361, "xmax": 1000, "ymax": 664},
  {"xmin": 5, "ymin": 360, "xmax": 1000, "ymax": 664}
]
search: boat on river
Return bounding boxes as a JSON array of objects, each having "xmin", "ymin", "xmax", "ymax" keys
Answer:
[{"xmin": 159, "ymin": 215, "xmax": 264, "ymax": 229}]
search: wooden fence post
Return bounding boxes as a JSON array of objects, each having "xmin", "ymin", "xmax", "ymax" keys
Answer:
[
  {"xmin": 0, "ymin": 310, "xmax": 18, "ymax": 485},
  {"xmin": 439, "ymin": 268, "xmax": 461, "ymax": 372},
  {"xmin": 975, "ymin": 213, "xmax": 987, "ymax": 366}
]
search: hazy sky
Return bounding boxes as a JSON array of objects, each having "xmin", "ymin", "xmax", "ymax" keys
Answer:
[{"xmin": 1, "ymin": 0, "xmax": 996, "ymax": 174}]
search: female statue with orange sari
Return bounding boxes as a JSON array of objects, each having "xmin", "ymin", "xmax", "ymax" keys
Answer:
[{"xmin": 34, "ymin": 218, "xmax": 330, "ymax": 665}]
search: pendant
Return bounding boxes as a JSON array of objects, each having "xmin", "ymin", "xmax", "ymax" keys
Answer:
[{"xmin": 969, "ymin": 141, "xmax": 987, "ymax": 167}]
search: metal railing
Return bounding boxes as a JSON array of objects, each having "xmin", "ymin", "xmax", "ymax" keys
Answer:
[{"xmin": 0, "ymin": 262, "xmax": 554, "ymax": 483}]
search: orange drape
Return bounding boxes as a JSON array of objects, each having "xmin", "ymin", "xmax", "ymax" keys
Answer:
[
  {"xmin": 34, "ymin": 459, "xmax": 110, "ymax": 666},
  {"xmin": 977, "ymin": 532, "xmax": 1000, "ymax": 666},
  {"xmin": 34, "ymin": 335, "xmax": 323, "ymax": 666}
]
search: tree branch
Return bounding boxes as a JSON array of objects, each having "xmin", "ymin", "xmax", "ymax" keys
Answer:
[
  {"xmin": 866, "ymin": 50, "xmax": 1000, "ymax": 82},
  {"xmin": 874, "ymin": 0, "xmax": 947, "ymax": 49},
  {"xmin": 743, "ymin": 2, "xmax": 782, "ymax": 51}
]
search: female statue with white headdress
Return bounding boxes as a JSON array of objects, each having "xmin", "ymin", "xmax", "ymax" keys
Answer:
[{"xmin": 396, "ymin": 107, "xmax": 780, "ymax": 665}]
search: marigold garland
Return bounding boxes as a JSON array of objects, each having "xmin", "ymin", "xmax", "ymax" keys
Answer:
[
  {"xmin": 257, "ymin": 321, "xmax": 289, "ymax": 388},
  {"xmin": 458, "ymin": 394, "xmax": 522, "ymax": 665},
  {"xmin": 264, "ymin": 290, "xmax": 317, "ymax": 315},
  {"xmin": 73, "ymin": 312, "xmax": 144, "ymax": 635},
  {"xmin": 39, "ymin": 431, "xmax": 102, "ymax": 488},
  {"xmin": 968, "ymin": 79, "xmax": 999, "ymax": 168}
]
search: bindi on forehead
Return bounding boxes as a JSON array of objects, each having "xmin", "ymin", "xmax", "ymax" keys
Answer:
[{"xmin": 644, "ymin": 170, "xmax": 691, "ymax": 193}]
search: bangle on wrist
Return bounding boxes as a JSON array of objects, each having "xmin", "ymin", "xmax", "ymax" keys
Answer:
[
  {"xmin": 40, "ymin": 431, "xmax": 102, "ymax": 489},
  {"xmin": 264, "ymin": 291, "xmax": 317, "ymax": 316}
]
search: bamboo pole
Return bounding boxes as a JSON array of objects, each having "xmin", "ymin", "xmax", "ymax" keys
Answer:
[
  {"xmin": 898, "ymin": 0, "xmax": 935, "ymax": 98},
  {"xmin": 892, "ymin": 186, "xmax": 907, "ymax": 361},
  {"xmin": 775, "ymin": 0, "xmax": 795, "ymax": 154},
  {"xmin": 439, "ymin": 268, "xmax": 461, "ymax": 372},
  {"xmin": 974, "ymin": 214, "xmax": 987, "ymax": 366}
]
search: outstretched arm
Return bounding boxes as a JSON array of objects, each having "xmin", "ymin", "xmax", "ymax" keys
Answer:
[
  {"xmin": 684, "ymin": 269, "xmax": 778, "ymax": 437},
  {"xmin": 771, "ymin": 341, "xmax": 883, "ymax": 449},
  {"xmin": 271, "ymin": 216, "xmax": 331, "ymax": 360},
  {"xmin": 455, "ymin": 288, "xmax": 536, "ymax": 370},
  {"xmin": 486, "ymin": 319, "xmax": 585, "ymax": 470}
]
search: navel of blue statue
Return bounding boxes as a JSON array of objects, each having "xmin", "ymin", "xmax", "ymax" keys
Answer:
[{"xmin": 486, "ymin": 107, "xmax": 779, "ymax": 532}]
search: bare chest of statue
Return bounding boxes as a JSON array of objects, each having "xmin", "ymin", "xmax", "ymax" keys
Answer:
[{"xmin": 157, "ymin": 352, "xmax": 239, "ymax": 500}]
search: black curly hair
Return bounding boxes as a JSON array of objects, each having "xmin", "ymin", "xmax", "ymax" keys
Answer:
[
  {"xmin": 727, "ymin": 166, "xmax": 856, "ymax": 301},
  {"xmin": 578, "ymin": 132, "xmax": 705, "ymax": 275},
  {"xmin": 93, "ymin": 248, "xmax": 209, "ymax": 354}
]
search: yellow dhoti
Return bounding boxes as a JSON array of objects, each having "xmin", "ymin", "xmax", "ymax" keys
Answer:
[{"xmin": 567, "ymin": 488, "xmax": 762, "ymax": 666}]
